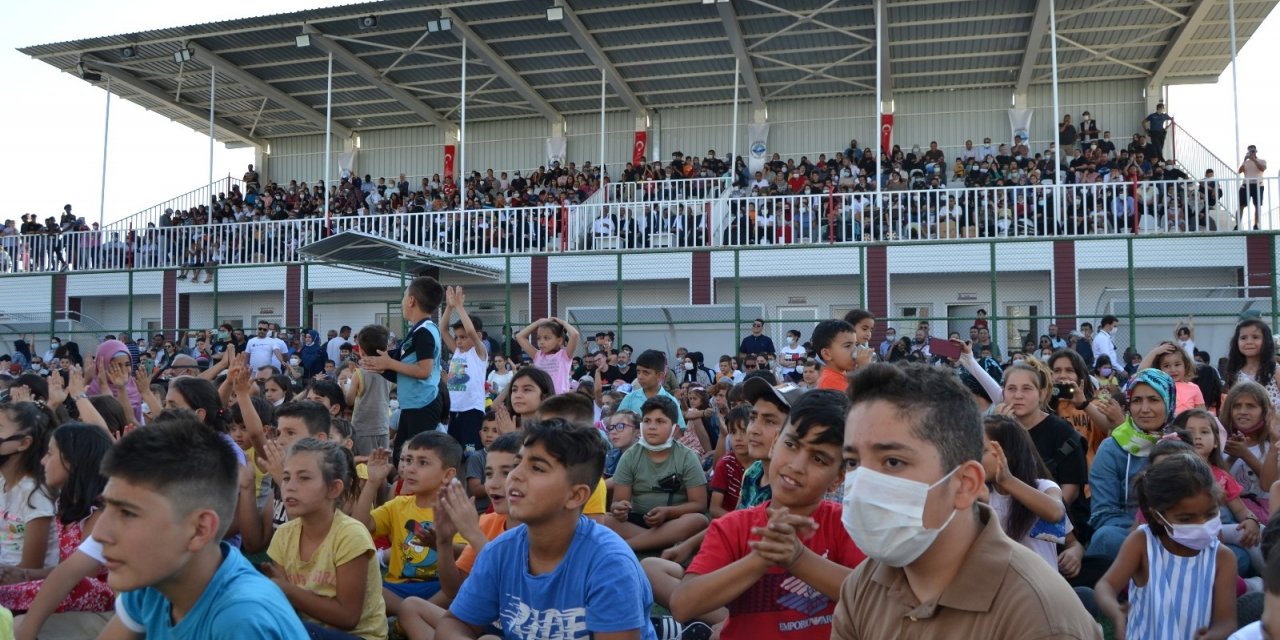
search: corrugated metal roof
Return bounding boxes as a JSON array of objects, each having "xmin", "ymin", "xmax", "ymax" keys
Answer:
[{"xmin": 16, "ymin": 0, "xmax": 1277, "ymax": 145}]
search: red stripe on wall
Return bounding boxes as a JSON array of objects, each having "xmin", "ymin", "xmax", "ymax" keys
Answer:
[
  {"xmin": 530, "ymin": 256, "xmax": 549, "ymax": 320},
  {"xmin": 692, "ymin": 252, "xmax": 712, "ymax": 304},
  {"xmin": 1246, "ymin": 235, "xmax": 1272, "ymax": 298},
  {"xmin": 1053, "ymin": 241, "xmax": 1077, "ymax": 331},
  {"xmin": 285, "ymin": 266, "xmax": 302, "ymax": 328},
  {"xmin": 162, "ymin": 270, "xmax": 177, "ymax": 338}
]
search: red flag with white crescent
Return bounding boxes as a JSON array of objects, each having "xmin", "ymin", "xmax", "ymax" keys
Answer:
[
  {"xmin": 880, "ymin": 114, "xmax": 894, "ymax": 153},
  {"xmin": 633, "ymin": 131, "xmax": 647, "ymax": 166},
  {"xmin": 443, "ymin": 145, "xmax": 455, "ymax": 183}
]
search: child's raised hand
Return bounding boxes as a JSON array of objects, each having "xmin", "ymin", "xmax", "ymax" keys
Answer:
[
  {"xmin": 610, "ymin": 500, "xmax": 631, "ymax": 522},
  {"xmin": 493, "ymin": 403, "xmax": 517, "ymax": 433},
  {"xmin": 748, "ymin": 506, "xmax": 813, "ymax": 569},
  {"xmin": 46, "ymin": 370, "xmax": 67, "ymax": 407},
  {"xmin": 366, "ymin": 447, "xmax": 394, "ymax": 484},
  {"xmin": 133, "ymin": 362, "xmax": 152, "ymax": 388},
  {"xmin": 66, "ymin": 365, "xmax": 86, "ymax": 399},
  {"xmin": 239, "ymin": 460, "xmax": 256, "ymax": 493},
  {"xmin": 989, "ymin": 441, "xmax": 1010, "ymax": 487},
  {"xmin": 229, "ymin": 362, "xmax": 252, "ymax": 396},
  {"xmin": 107, "ymin": 361, "xmax": 130, "ymax": 391},
  {"xmin": 1224, "ymin": 435, "xmax": 1253, "ymax": 460},
  {"xmin": 438, "ymin": 478, "xmax": 480, "ymax": 539},
  {"xmin": 261, "ymin": 440, "xmax": 287, "ymax": 483}
]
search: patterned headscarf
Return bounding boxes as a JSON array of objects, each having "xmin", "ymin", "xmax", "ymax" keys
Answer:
[{"xmin": 1123, "ymin": 368, "xmax": 1176, "ymax": 426}]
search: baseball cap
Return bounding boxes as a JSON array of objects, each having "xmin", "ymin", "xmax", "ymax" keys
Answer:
[
  {"xmin": 742, "ymin": 378, "xmax": 805, "ymax": 411},
  {"xmin": 167, "ymin": 354, "xmax": 199, "ymax": 370}
]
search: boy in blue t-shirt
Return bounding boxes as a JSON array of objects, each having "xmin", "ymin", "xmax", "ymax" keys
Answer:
[
  {"xmin": 92, "ymin": 418, "xmax": 306, "ymax": 639},
  {"xmin": 440, "ymin": 419, "xmax": 657, "ymax": 640},
  {"xmin": 362, "ymin": 275, "xmax": 444, "ymax": 462}
]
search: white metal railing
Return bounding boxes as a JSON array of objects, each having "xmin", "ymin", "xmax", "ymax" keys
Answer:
[
  {"xmin": 3, "ymin": 176, "xmax": 1275, "ymax": 274},
  {"xmin": 105, "ymin": 176, "xmax": 246, "ymax": 232},
  {"xmin": 1170, "ymin": 123, "xmax": 1239, "ymax": 183}
]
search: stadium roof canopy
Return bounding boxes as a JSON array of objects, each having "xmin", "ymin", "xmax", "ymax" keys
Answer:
[{"xmin": 19, "ymin": 0, "xmax": 1278, "ymax": 147}]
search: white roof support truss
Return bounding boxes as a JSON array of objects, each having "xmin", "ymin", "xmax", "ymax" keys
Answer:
[
  {"xmin": 551, "ymin": 0, "xmax": 648, "ymax": 116},
  {"xmin": 440, "ymin": 8, "xmax": 563, "ymax": 126}
]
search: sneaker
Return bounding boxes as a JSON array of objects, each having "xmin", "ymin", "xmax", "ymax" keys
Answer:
[{"xmin": 650, "ymin": 616, "xmax": 712, "ymax": 640}]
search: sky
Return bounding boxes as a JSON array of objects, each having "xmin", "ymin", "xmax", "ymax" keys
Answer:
[{"xmin": 2, "ymin": 1, "xmax": 1277, "ymax": 227}]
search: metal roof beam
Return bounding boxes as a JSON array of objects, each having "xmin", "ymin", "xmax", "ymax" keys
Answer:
[
  {"xmin": 82, "ymin": 57, "xmax": 265, "ymax": 148},
  {"xmin": 551, "ymin": 0, "xmax": 647, "ymax": 116},
  {"xmin": 713, "ymin": 1, "xmax": 764, "ymax": 112},
  {"xmin": 439, "ymin": 8, "xmax": 562, "ymax": 126},
  {"xmin": 1016, "ymin": 0, "xmax": 1052, "ymax": 95},
  {"xmin": 877, "ymin": 0, "xmax": 894, "ymax": 107},
  {"xmin": 300, "ymin": 26, "xmax": 454, "ymax": 131},
  {"xmin": 1148, "ymin": 0, "xmax": 1215, "ymax": 89},
  {"xmin": 185, "ymin": 42, "xmax": 353, "ymax": 139}
]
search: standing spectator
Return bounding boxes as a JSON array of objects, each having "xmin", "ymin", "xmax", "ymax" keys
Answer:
[
  {"xmin": 1239, "ymin": 145, "xmax": 1268, "ymax": 230},
  {"xmin": 738, "ymin": 318, "xmax": 775, "ymax": 357},
  {"xmin": 326, "ymin": 326, "xmax": 352, "ymax": 366},
  {"xmin": 1058, "ymin": 114, "xmax": 1078, "ymax": 149},
  {"xmin": 244, "ymin": 321, "xmax": 287, "ymax": 373},
  {"xmin": 1143, "ymin": 103, "xmax": 1173, "ymax": 159},
  {"xmin": 1092, "ymin": 315, "xmax": 1119, "ymax": 367}
]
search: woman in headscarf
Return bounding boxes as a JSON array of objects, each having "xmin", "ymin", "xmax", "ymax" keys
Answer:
[
  {"xmin": 1085, "ymin": 368, "xmax": 1176, "ymax": 563},
  {"xmin": 299, "ymin": 329, "xmax": 325, "ymax": 378},
  {"xmin": 85, "ymin": 339, "xmax": 142, "ymax": 423}
]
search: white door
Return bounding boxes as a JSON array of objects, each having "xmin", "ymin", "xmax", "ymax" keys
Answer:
[{"xmin": 775, "ymin": 306, "xmax": 819, "ymax": 345}]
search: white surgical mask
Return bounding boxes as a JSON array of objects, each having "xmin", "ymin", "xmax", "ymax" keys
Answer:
[
  {"xmin": 636, "ymin": 420, "xmax": 678, "ymax": 453},
  {"xmin": 388, "ymin": 399, "xmax": 400, "ymax": 412},
  {"xmin": 289, "ymin": 357, "xmax": 301, "ymax": 366},
  {"xmin": 683, "ymin": 362, "xmax": 694, "ymax": 371},
  {"xmin": 841, "ymin": 466, "xmax": 959, "ymax": 567},
  {"xmin": 1156, "ymin": 511, "xmax": 1221, "ymax": 551}
]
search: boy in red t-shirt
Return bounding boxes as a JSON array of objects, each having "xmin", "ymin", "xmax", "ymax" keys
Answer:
[
  {"xmin": 670, "ymin": 390, "xmax": 866, "ymax": 639},
  {"xmin": 811, "ymin": 320, "xmax": 857, "ymax": 392},
  {"xmin": 709, "ymin": 405, "xmax": 753, "ymax": 518}
]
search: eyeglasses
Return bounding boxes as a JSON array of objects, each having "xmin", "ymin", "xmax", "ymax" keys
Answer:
[{"xmin": 605, "ymin": 422, "xmax": 636, "ymax": 433}]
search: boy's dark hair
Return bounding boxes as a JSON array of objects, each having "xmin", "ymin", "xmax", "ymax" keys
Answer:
[
  {"xmin": 101, "ymin": 418, "xmax": 240, "ymax": 538},
  {"xmin": 724, "ymin": 404, "xmax": 752, "ymax": 434},
  {"xmin": 489, "ymin": 431, "xmax": 523, "ymax": 455},
  {"xmin": 636, "ymin": 349, "xmax": 667, "ymax": 372},
  {"xmin": 229, "ymin": 395, "xmax": 275, "ymax": 428},
  {"xmin": 450, "ymin": 316, "xmax": 484, "ymax": 333},
  {"xmin": 1101, "ymin": 314, "xmax": 1119, "ymax": 328},
  {"xmin": 847, "ymin": 363, "xmax": 983, "ymax": 471},
  {"xmin": 522, "ymin": 418, "xmax": 606, "ymax": 489},
  {"xmin": 640, "ymin": 395, "xmax": 680, "ymax": 425},
  {"xmin": 1134, "ymin": 453, "xmax": 1219, "ymax": 538},
  {"xmin": 274, "ymin": 400, "xmax": 332, "ymax": 436},
  {"xmin": 789, "ymin": 390, "xmax": 849, "ymax": 448},
  {"xmin": 405, "ymin": 431, "xmax": 464, "ymax": 471},
  {"xmin": 356, "ymin": 323, "xmax": 390, "ymax": 358},
  {"xmin": 87, "ymin": 395, "xmax": 129, "ymax": 437},
  {"xmin": 407, "ymin": 276, "xmax": 444, "ymax": 313},
  {"xmin": 308, "ymin": 379, "xmax": 346, "ymax": 413},
  {"xmin": 810, "ymin": 319, "xmax": 855, "ymax": 353},
  {"xmin": 538, "ymin": 393, "xmax": 595, "ymax": 428},
  {"xmin": 742, "ymin": 369, "xmax": 778, "ymax": 387}
]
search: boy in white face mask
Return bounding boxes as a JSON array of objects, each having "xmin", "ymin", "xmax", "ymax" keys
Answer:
[
  {"xmin": 605, "ymin": 396, "xmax": 709, "ymax": 552},
  {"xmin": 832, "ymin": 363, "xmax": 1099, "ymax": 639}
]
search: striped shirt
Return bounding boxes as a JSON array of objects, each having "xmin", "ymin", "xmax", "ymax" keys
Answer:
[{"xmin": 1126, "ymin": 525, "xmax": 1218, "ymax": 640}]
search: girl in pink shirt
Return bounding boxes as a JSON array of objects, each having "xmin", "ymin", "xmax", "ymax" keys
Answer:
[{"xmin": 515, "ymin": 317, "xmax": 580, "ymax": 395}]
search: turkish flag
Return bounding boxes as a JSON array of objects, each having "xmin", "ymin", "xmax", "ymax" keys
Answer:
[
  {"xmin": 633, "ymin": 131, "xmax": 647, "ymax": 166},
  {"xmin": 880, "ymin": 114, "xmax": 894, "ymax": 153},
  {"xmin": 443, "ymin": 145, "xmax": 455, "ymax": 183}
]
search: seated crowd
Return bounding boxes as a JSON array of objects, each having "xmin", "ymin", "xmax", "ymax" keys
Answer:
[
  {"xmin": 3, "ymin": 103, "xmax": 1259, "ymax": 273},
  {"xmin": 0, "ymin": 277, "xmax": 1279, "ymax": 638}
]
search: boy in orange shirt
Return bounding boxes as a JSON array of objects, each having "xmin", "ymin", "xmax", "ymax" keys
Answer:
[{"xmin": 811, "ymin": 320, "xmax": 858, "ymax": 392}]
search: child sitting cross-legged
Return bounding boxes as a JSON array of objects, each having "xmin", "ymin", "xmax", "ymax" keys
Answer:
[
  {"xmin": 668, "ymin": 390, "xmax": 867, "ymax": 640},
  {"xmin": 353, "ymin": 431, "xmax": 464, "ymax": 617},
  {"xmin": 438, "ymin": 419, "xmax": 656, "ymax": 639},
  {"xmin": 605, "ymin": 396, "xmax": 710, "ymax": 552},
  {"xmin": 263, "ymin": 438, "xmax": 387, "ymax": 639},
  {"xmin": 395, "ymin": 431, "xmax": 524, "ymax": 640}
]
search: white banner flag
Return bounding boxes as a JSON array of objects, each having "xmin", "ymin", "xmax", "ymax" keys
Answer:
[
  {"xmin": 747, "ymin": 123, "xmax": 770, "ymax": 174},
  {"xmin": 545, "ymin": 136, "xmax": 567, "ymax": 166},
  {"xmin": 1008, "ymin": 108, "xmax": 1033, "ymax": 145},
  {"xmin": 336, "ymin": 150, "xmax": 357, "ymax": 180}
]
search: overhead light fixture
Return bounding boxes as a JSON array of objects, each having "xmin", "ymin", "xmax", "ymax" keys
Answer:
[
  {"xmin": 295, "ymin": 34, "xmax": 311, "ymax": 48},
  {"xmin": 546, "ymin": 6, "xmax": 564, "ymax": 20},
  {"xmin": 173, "ymin": 48, "xmax": 193, "ymax": 64},
  {"xmin": 76, "ymin": 62, "xmax": 102, "ymax": 82},
  {"xmin": 120, "ymin": 46, "xmax": 136, "ymax": 60},
  {"xmin": 358, "ymin": 15, "xmax": 378, "ymax": 29},
  {"xmin": 427, "ymin": 18, "xmax": 452, "ymax": 32}
]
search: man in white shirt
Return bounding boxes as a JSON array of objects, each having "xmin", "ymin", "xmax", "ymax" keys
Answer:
[
  {"xmin": 326, "ymin": 326, "xmax": 351, "ymax": 366},
  {"xmin": 961, "ymin": 140, "xmax": 980, "ymax": 162},
  {"xmin": 1092, "ymin": 315, "xmax": 1119, "ymax": 366},
  {"xmin": 1239, "ymin": 145, "xmax": 1268, "ymax": 230},
  {"xmin": 245, "ymin": 321, "xmax": 287, "ymax": 373},
  {"xmin": 977, "ymin": 137, "xmax": 997, "ymax": 162}
]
